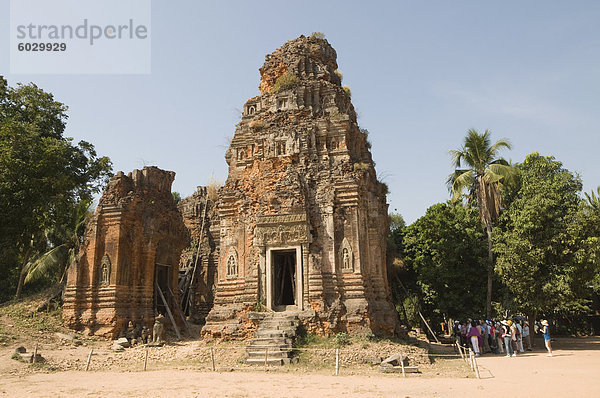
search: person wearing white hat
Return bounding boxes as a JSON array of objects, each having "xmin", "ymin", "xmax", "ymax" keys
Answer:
[{"xmin": 541, "ymin": 320, "xmax": 552, "ymax": 356}]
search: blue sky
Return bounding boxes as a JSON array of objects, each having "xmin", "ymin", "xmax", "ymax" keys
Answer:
[{"xmin": 2, "ymin": 1, "xmax": 599, "ymax": 223}]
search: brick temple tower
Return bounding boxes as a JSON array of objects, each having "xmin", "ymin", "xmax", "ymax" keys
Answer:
[{"xmin": 202, "ymin": 35, "xmax": 400, "ymax": 337}]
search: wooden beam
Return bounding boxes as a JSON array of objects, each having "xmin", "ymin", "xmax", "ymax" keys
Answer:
[{"xmin": 156, "ymin": 282, "xmax": 182, "ymax": 340}]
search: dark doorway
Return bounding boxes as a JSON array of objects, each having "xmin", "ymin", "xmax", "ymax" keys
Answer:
[
  {"xmin": 273, "ymin": 250, "xmax": 296, "ymax": 307},
  {"xmin": 154, "ymin": 240, "xmax": 173, "ymax": 315}
]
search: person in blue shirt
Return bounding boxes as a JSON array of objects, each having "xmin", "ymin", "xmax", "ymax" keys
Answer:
[{"xmin": 541, "ymin": 320, "xmax": 552, "ymax": 357}]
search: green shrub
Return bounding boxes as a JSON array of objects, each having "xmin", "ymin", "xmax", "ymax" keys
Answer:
[
  {"xmin": 343, "ymin": 85, "xmax": 351, "ymax": 97},
  {"xmin": 11, "ymin": 352, "xmax": 24, "ymax": 362},
  {"xmin": 381, "ymin": 182, "xmax": 390, "ymax": 195},
  {"xmin": 272, "ymin": 73, "xmax": 299, "ymax": 93},
  {"xmin": 334, "ymin": 332, "xmax": 350, "ymax": 347},
  {"xmin": 249, "ymin": 120, "xmax": 264, "ymax": 131},
  {"xmin": 353, "ymin": 162, "xmax": 370, "ymax": 172},
  {"xmin": 310, "ymin": 32, "xmax": 325, "ymax": 39}
]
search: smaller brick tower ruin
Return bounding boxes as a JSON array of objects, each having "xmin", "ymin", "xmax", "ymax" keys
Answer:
[{"xmin": 63, "ymin": 167, "xmax": 188, "ymax": 337}]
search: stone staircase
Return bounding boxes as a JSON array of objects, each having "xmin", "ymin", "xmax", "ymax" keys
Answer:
[{"xmin": 246, "ymin": 312, "xmax": 300, "ymax": 365}]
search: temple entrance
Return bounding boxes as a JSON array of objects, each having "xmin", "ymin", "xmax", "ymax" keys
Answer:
[
  {"xmin": 272, "ymin": 250, "xmax": 296, "ymax": 308},
  {"xmin": 154, "ymin": 240, "xmax": 173, "ymax": 315},
  {"xmin": 154, "ymin": 264, "xmax": 170, "ymax": 315}
]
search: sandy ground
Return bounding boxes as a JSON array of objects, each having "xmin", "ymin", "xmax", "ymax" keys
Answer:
[{"xmin": 1, "ymin": 337, "xmax": 599, "ymax": 397}]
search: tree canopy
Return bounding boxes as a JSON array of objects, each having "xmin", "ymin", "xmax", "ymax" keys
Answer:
[
  {"xmin": 493, "ymin": 153, "xmax": 587, "ymax": 316},
  {"xmin": 0, "ymin": 76, "xmax": 112, "ymax": 300},
  {"xmin": 401, "ymin": 202, "xmax": 488, "ymax": 320}
]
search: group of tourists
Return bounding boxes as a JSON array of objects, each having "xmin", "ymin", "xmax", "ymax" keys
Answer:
[{"xmin": 453, "ymin": 318, "xmax": 553, "ymax": 357}]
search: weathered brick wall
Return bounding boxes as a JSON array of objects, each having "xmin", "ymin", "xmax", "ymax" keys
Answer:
[{"xmin": 177, "ymin": 187, "xmax": 219, "ymax": 324}]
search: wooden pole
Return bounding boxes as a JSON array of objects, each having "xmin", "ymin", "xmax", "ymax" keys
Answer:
[
  {"xmin": 468, "ymin": 348, "xmax": 474, "ymax": 371},
  {"xmin": 156, "ymin": 282, "xmax": 182, "ymax": 340},
  {"xmin": 418, "ymin": 311, "xmax": 441, "ymax": 344},
  {"xmin": 85, "ymin": 349, "xmax": 93, "ymax": 371},
  {"xmin": 264, "ymin": 348, "xmax": 268, "ymax": 368},
  {"xmin": 167, "ymin": 285, "xmax": 192, "ymax": 337},
  {"xmin": 32, "ymin": 343, "xmax": 38, "ymax": 364},
  {"xmin": 185, "ymin": 194, "xmax": 209, "ymax": 314},
  {"xmin": 335, "ymin": 348, "xmax": 340, "ymax": 376},
  {"xmin": 456, "ymin": 342, "xmax": 464, "ymax": 360},
  {"xmin": 472, "ymin": 351, "xmax": 480, "ymax": 379},
  {"xmin": 144, "ymin": 347, "xmax": 149, "ymax": 371},
  {"xmin": 400, "ymin": 355, "xmax": 406, "ymax": 378},
  {"xmin": 210, "ymin": 347, "xmax": 215, "ymax": 371}
]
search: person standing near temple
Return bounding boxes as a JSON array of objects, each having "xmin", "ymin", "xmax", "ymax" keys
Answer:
[
  {"xmin": 468, "ymin": 320, "xmax": 482, "ymax": 357},
  {"xmin": 516, "ymin": 320, "xmax": 524, "ymax": 353},
  {"xmin": 523, "ymin": 321, "xmax": 532, "ymax": 351},
  {"xmin": 541, "ymin": 320, "xmax": 552, "ymax": 357},
  {"xmin": 496, "ymin": 321, "xmax": 505, "ymax": 354},
  {"xmin": 502, "ymin": 320, "xmax": 514, "ymax": 357}
]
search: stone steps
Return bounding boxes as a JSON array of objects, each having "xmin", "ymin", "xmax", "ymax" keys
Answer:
[{"xmin": 246, "ymin": 312, "xmax": 299, "ymax": 366}]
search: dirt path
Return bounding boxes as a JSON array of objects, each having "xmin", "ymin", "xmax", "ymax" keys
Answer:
[{"xmin": 1, "ymin": 337, "xmax": 599, "ymax": 397}]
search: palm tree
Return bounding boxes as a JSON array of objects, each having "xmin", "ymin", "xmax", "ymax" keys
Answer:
[
  {"xmin": 584, "ymin": 187, "xmax": 600, "ymax": 212},
  {"xmin": 448, "ymin": 129, "xmax": 513, "ymax": 319},
  {"xmin": 21, "ymin": 199, "xmax": 92, "ymax": 289}
]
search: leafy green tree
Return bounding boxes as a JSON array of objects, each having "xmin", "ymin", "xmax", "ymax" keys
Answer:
[
  {"xmin": 0, "ymin": 77, "xmax": 112, "ymax": 300},
  {"xmin": 570, "ymin": 187, "xmax": 600, "ymax": 307},
  {"xmin": 172, "ymin": 191, "xmax": 182, "ymax": 205},
  {"xmin": 448, "ymin": 129, "xmax": 513, "ymax": 318},
  {"xmin": 493, "ymin": 153, "xmax": 587, "ymax": 322},
  {"xmin": 389, "ymin": 212, "xmax": 406, "ymax": 232},
  {"xmin": 402, "ymin": 202, "xmax": 488, "ymax": 320}
]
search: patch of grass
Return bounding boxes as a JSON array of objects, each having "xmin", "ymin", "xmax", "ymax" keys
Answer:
[
  {"xmin": 334, "ymin": 69, "xmax": 343, "ymax": 81},
  {"xmin": 0, "ymin": 294, "xmax": 64, "ymax": 335},
  {"xmin": 353, "ymin": 162, "xmax": 370, "ymax": 172},
  {"xmin": 206, "ymin": 176, "xmax": 222, "ymax": 202},
  {"xmin": 310, "ymin": 32, "xmax": 325, "ymax": 40},
  {"xmin": 272, "ymin": 73, "xmax": 299, "ymax": 93},
  {"xmin": 11, "ymin": 352, "xmax": 25, "ymax": 362},
  {"xmin": 343, "ymin": 85, "xmax": 351, "ymax": 97},
  {"xmin": 0, "ymin": 324, "xmax": 11, "ymax": 346},
  {"xmin": 30, "ymin": 362, "xmax": 57, "ymax": 372},
  {"xmin": 249, "ymin": 120, "xmax": 264, "ymax": 131}
]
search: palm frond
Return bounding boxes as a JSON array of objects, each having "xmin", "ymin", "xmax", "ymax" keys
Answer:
[
  {"xmin": 485, "ymin": 163, "xmax": 514, "ymax": 184},
  {"xmin": 448, "ymin": 149, "xmax": 464, "ymax": 169},
  {"xmin": 584, "ymin": 187, "xmax": 600, "ymax": 211},
  {"xmin": 448, "ymin": 169, "xmax": 474, "ymax": 202},
  {"xmin": 489, "ymin": 138, "xmax": 512, "ymax": 157},
  {"xmin": 24, "ymin": 244, "xmax": 68, "ymax": 284}
]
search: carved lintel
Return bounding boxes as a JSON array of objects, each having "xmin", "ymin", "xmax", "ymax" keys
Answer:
[
  {"xmin": 254, "ymin": 213, "xmax": 311, "ymax": 246},
  {"xmin": 256, "ymin": 213, "xmax": 306, "ymax": 226}
]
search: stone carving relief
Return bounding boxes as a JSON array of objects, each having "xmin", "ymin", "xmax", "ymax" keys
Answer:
[
  {"xmin": 226, "ymin": 248, "xmax": 238, "ymax": 278},
  {"xmin": 254, "ymin": 213, "xmax": 310, "ymax": 246},
  {"xmin": 339, "ymin": 238, "xmax": 354, "ymax": 273},
  {"xmin": 100, "ymin": 254, "xmax": 111, "ymax": 285}
]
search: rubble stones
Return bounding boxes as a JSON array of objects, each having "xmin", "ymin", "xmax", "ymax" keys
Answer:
[{"xmin": 115, "ymin": 337, "xmax": 130, "ymax": 348}]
